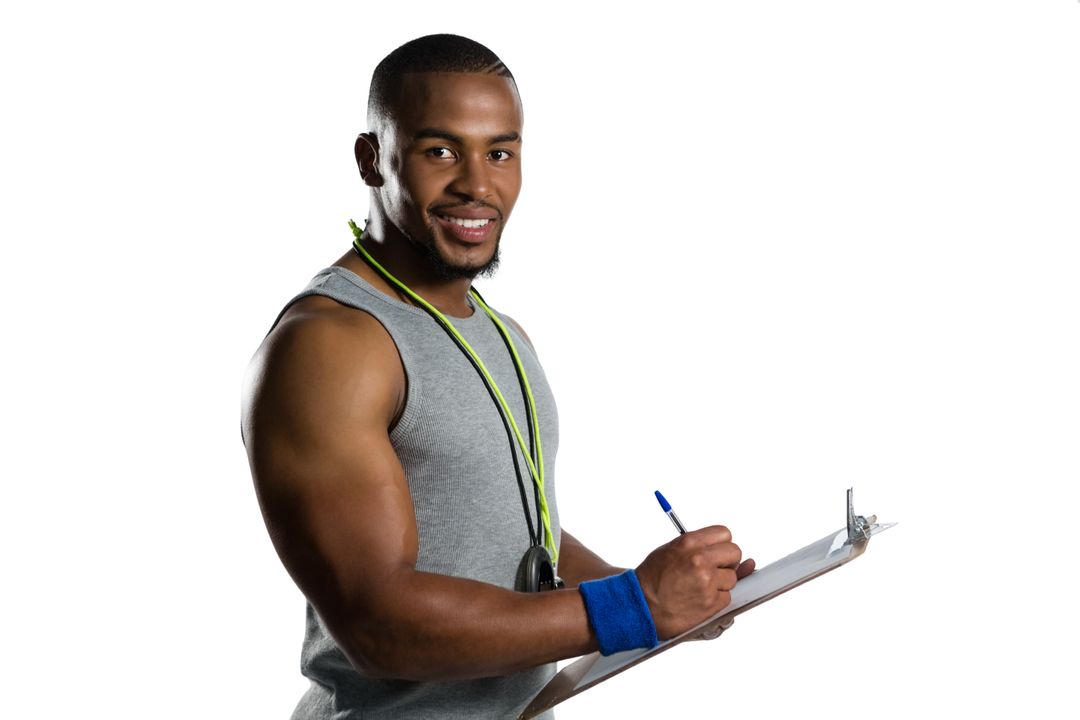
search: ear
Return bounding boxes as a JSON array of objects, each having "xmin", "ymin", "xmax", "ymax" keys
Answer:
[{"xmin": 354, "ymin": 133, "xmax": 383, "ymax": 187}]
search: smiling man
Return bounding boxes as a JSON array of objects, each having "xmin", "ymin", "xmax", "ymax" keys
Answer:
[{"xmin": 242, "ymin": 34, "xmax": 753, "ymax": 719}]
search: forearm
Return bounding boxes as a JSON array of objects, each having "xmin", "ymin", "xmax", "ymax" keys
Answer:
[
  {"xmin": 557, "ymin": 530, "xmax": 625, "ymax": 587},
  {"xmin": 325, "ymin": 568, "xmax": 597, "ymax": 682}
]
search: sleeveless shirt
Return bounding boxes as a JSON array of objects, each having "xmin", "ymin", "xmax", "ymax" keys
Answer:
[{"xmin": 270, "ymin": 265, "xmax": 561, "ymax": 720}]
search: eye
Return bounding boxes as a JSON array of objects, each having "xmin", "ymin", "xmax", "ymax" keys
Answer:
[
  {"xmin": 488, "ymin": 149, "xmax": 514, "ymax": 161},
  {"xmin": 425, "ymin": 146, "xmax": 456, "ymax": 159}
]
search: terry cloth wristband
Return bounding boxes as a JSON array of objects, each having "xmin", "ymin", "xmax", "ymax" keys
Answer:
[{"xmin": 578, "ymin": 569, "xmax": 659, "ymax": 656}]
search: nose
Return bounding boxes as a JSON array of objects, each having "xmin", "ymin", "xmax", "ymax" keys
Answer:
[{"xmin": 447, "ymin": 153, "xmax": 492, "ymax": 201}]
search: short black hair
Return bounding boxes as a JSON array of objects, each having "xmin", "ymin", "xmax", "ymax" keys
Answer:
[{"xmin": 367, "ymin": 34, "xmax": 516, "ymax": 127}]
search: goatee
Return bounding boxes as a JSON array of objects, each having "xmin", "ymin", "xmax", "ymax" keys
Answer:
[{"xmin": 422, "ymin": 237, "xmax": 501, "ymax": 281}]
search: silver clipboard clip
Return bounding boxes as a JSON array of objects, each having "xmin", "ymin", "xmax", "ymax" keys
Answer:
[{"xmin": 846, "ymin": 487, "xmax": 896, "ymax": 545}]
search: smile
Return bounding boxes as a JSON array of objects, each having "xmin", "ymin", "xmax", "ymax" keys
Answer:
[
  {"xmin": 443, "ymin": 217, "xmax": 492, "ymax": 228},
  {"xmin": 433, "ymin": 213, "xmax": 498, "ymax": 244}
]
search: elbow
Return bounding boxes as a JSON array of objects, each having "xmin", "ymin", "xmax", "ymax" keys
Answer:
[
  {"xmin": 343, "ymin": 652, "xmax": 400, "ymax": 681},
  {"xmin": 346, "ymin": 657, "xmax": 438, "ymax": 683},
  {"xmin": 331, "ymin": 614, "xmax": 452, "ymax": 682},
  {"xmin": 333, "ymin": 622, "xmax": 408, "ymax": 680},
  {"xmin": 311, "ymin": 574, "xmax": 488, "ymax": 683},
  {"xmin": 342, "ymin": 640, "xmax": 451, "ymax": 683}
]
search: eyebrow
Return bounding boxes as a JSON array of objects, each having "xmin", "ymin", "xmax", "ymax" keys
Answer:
[{"xmin": 413, "ymin": 127, "xmax": 522, "ymax": 145}]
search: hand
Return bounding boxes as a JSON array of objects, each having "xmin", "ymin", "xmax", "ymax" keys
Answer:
[
  {"xmin": 688, "ymin": 558, "xmax": 756, "ymax": 641},
  {"xmin": 634, "ymin": 526, "xmax": 756, "ymax": 640}
]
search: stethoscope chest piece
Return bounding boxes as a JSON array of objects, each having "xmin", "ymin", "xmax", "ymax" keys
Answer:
[{"xmin": 516, "ymin": 545, "xmax": 563, "ymax": 592}]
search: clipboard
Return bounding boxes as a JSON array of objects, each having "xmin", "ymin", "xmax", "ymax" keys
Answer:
[{"xmin": 518, "ymin": 489, "xmax": 895, "ymax": 719}]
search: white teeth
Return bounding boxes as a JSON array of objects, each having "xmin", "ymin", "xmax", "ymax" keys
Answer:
[{"xmin": 446, "ymin": 217, "xmax": 491, "ymax": 228}]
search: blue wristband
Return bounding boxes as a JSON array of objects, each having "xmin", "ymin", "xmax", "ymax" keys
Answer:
[{"xmin": 578, "ymin": 569, "xmax": 659, "ymax": 656}]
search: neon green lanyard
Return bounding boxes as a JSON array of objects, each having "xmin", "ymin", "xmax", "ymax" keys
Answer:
[{"xmin": 348, "ymin": 220, "xmax": 557, "ymax": 563}]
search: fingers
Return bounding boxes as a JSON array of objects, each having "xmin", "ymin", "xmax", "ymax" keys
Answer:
[
  {"xmin": 678, "ymin": 528, "xmax": 755, "ymax": 579},
  {"xmin": 714, "ymin": 569, "xmax": 738, "ymax": 592},
  {"xmin": 684, "ymin": 536, "xmax": 741, "ymax": 569},
  {"xmin": 673, "ymin": 529, "xmax": 743, "ymax": 592},
  {"xmin": 686, "ymin": 547, "xmax": 740, "ymax": 593},
  {"xmin": 680, "ymin": 524, "xmax": 732, "ymax": 546},
  {"xmin": 676, "ymin": 527, "xmax": 739, "ymax": 560}
]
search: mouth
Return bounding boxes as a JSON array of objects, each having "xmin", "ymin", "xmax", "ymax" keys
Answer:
[{"xmin": 433, "ymin": 212, "xmax": 499, "ymax": 244}]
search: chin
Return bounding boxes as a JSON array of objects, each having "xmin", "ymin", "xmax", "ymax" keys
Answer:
[{"xmin": 429, "ymin": 239, "xmax": 501, "ymax": 280}]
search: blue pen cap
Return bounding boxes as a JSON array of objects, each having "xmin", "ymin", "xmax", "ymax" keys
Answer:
[{"xmin": 654, "ymin": 490, "xmax": 672, "ymax": 513}]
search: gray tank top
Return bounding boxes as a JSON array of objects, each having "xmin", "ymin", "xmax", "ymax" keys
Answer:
[{"xmin": 273, "ymin": 265, "xmax": 561, "ymax": 720}]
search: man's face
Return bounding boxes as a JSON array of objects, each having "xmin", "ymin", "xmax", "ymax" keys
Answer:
[{"xmin": 374, "ymin": 72, "xmax": 524, "ymax": 279}]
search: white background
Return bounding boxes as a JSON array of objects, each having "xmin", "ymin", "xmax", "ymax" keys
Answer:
[{"xmin": 2, "ymin": 1, "xmax": 1077, "ymax": 717}]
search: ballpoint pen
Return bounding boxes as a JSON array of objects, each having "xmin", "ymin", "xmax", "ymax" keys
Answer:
[{"xmin": 654, "ymin": 490, "xmax": 687, "ymax": 535}]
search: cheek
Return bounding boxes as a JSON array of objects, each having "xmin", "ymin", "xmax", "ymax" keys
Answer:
[
  {"xmin": 498, "ymin": 171, "xmax": 523, "ymax": 212},
  {"xmin": 383, "ymin": 175, "xmax": 424, "ymax": 223},
  {"xmin": 394, "ymin": 165, "xmax": 442, "ymax": 214}
]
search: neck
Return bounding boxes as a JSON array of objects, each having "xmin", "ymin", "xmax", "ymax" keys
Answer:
[{"xmin": 343, "ymin": 219, "xmax": 476, "ymax": 318}]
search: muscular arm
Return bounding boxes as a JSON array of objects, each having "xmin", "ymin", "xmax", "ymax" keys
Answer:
[
  {"xmin": 243, "ymin": 299, "xmax": 597, "ymax": 681},
  {"xmin": 242, "ymin": 298, "xmax": 750, "ymax": 682}
]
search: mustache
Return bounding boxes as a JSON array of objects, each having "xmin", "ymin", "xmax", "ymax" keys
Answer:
[{"xmin": 429, "ymin": 201, "xmax": 502, "ymax": 218}]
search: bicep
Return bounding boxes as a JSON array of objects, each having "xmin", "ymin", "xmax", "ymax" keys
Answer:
[{"xmin": 243, "ymin": 311, "xmax": 417, "ymax": 620}]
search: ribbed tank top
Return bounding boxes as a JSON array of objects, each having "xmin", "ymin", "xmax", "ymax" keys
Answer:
[{"xmin": 271, "ymin": 265, "xmax": 560, "ymax": 720}]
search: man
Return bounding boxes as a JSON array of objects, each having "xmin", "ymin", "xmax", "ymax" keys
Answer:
[{"xmin": 242, "ymin": 34, "xmax": 754, "ymax": 719}]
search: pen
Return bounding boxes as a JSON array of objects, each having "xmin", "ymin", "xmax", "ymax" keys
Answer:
[{"xmin": 654, "ymin": 490, "xmax": 687, "ymax": 535}]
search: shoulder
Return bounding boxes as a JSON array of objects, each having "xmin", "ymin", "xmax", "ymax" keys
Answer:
[
  {"xmin": 498, "ymin": 312, "xmax": 535, "ymax": 350},
  {"xmin": 242, "ymin": 295, "xmax": 406, "ymax": 442},
  {"xmin": 269, "ymin": 294, "xmax": 394, "ymax": 354},
  {"xmin": 258, "ymin": 295, "xmax": 402, "ymax": 392}
]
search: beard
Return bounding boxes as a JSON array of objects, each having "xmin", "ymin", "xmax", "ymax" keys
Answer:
[
  {"xmin": 413, "ymin": 223, "xmax": 502, "ymax": 281},
  {"xmin": 424, "ymin": 238, "xmax": 501, "ymax": 280}
]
